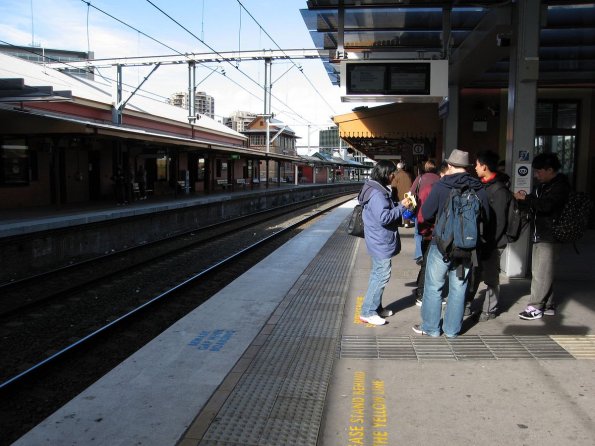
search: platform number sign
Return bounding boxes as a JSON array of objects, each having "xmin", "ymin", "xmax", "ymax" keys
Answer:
[{"xmin": 412, "ymin": 143, "xmax": 424, "ymax": 155}]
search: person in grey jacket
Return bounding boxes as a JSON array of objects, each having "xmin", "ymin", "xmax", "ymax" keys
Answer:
[{"xmin": 358, "ymin": 160, "xmax": 408, "ymax": 325}]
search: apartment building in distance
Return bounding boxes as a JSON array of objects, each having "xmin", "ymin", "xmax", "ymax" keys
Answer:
[
  {"xmin": 223, "ymin": 111, "xmax": 258, "ymax": 133},
  {"xmin": 168, "ymin": 91, "xmax": 215, "ymax": 119}
]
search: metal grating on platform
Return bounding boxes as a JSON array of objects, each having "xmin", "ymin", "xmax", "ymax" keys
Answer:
[
  {"xmin": 199, "ymin": 228, "xmax": 359, "ymax": 446},
  {"xmin": 341, "ymin": 335, "xmax": 581, "ymax": 360}
]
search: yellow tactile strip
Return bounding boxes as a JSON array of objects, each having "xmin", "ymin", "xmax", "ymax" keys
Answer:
[
  {"xmin": 183, "ymin": 225, "xmax": 360, "ymax": 446},
  {"xmin": 551, "ymin": 335, "xmax": 595, "ymax": 359}
]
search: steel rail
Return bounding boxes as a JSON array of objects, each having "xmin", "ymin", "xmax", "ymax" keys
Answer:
[
  {"xmin": 0, "ymin": 197, "xmax": 351, "ymax": 391},
  {"xmin": 0, "ymin": 191, "xmax": 351, "ymax": 291}
]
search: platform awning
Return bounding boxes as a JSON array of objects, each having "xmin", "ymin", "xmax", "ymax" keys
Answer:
[
  {"xmin": 332, "ymin": 102, "xmax": 442, "ymax": 160},
  {"xmin": 0, "ymin": 104, "xmax": 300, "ymax": 162}
]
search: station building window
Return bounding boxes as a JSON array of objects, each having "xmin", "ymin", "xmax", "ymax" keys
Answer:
[
  {"xmin": 1, "ymin": 143, "xmax": 31, "ymax": 185},
  {"xmin": 156, "ymin": 156, "xmax": 169, "ymax": 180},
  {"xmin": 197, "ymin": 158, "xmax": 205, "ymax": 181},
  {"xmin": 244, "ymin": 159, "xmax": 254, "ymax": 179},
  {"xmin": 535, "ymin": 101, "xmax": 578, "ymax": 185}
]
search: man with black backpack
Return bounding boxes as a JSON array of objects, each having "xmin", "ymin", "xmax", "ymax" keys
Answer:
[
  {"xmin": 514, "ymin": 153, "xmax": 571, "ymax": 320},
  {"xmin": 411, "ymin": 149, "xmax": 490, "ymax": 337},
  {"xmin": 465, "ymin": 150, "xmax": 514, "ymax": 321}
]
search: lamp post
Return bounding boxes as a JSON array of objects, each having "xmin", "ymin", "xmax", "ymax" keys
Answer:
[{"xmin": 257, "ymin": 113, "xmax": 273, "ymax": 186}]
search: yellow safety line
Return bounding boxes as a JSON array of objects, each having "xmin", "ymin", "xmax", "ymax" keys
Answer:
[{"xmin": 550, "ymin": 335, "xmax": 595, "ymax": 359}]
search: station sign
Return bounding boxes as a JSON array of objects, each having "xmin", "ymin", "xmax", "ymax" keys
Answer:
[{"xmin": 412, "ymin": 143, "xmax": 425, "ymax": 155}]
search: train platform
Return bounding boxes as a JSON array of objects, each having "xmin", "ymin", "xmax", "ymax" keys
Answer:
[
  {"xmin": 0, "ymin": 181, "xmax": 307, "ymax": 239},
  {"xmin": 11, "ymin": 200, "xmax": 595, "ymax": 446}
]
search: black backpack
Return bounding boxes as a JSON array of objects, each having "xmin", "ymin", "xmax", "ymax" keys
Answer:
[
  {"xmin": 552, "ymin": 191, "xmax": 593, "ymax": 244},
  {"xmin": 434, "ymin": 186, "xmax": 482, "ymax": 263},
  {"xmin": 491, "ymin": 182, "xmax": 527, "ymax": 243}
]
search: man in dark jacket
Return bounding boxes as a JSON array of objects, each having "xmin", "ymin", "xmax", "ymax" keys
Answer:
[
  {"xmin": 515, "ymin": 152, "xmax": 570, "ymax": 320},
  {"xmin": 411, "ymin": 149, "xmax": 490, "ymax": 337},
  {"xmin": 466, "ymin": 150, "xmax": 512, "ymax": 321}
]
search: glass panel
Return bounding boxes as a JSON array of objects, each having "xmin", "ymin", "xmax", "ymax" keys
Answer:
[
  {"xmin": 556, "ymin": 135, "xmax": 575, "ymax": 177},
  {"xmin": 534, "ymin": 135, "xmax": 546, "ymax": 156},
  {"xmin": 533, "ymin": 135, "xmax": 575, "ymax": 185},
  {"xmin": 536, "ymin": 102, "xmax": 553, "ymax": 128},
  {"xmin": 557, "ymin": 103, "xmax": 577, "ymax": 129}
]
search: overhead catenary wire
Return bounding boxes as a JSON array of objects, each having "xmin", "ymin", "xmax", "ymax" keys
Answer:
[
  {"xmin": 143, "ymin": 0, "xmax": 313, "ymax": 125},
  {"xmin": 235, "ymin": 0, "xmax": 337, "ymax": 116},
  {"xmin": 78, "ymin": 0, "xmax": 266, "ymax": 111}
]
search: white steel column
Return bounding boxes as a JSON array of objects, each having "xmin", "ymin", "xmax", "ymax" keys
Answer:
[
  {"xmin": 188, "ymin": 61, "xmax": 196, "ymax": 123},
  {"xmin": 442, "ymin": 85, "xmax": 459, "ymax": 157},
  {"xmin": 502, "ymin": 0, "xmax": 541, "ymax": 278}
]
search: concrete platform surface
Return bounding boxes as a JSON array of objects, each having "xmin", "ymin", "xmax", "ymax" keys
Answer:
[{"xmin": 10, "ymin": 199, "xmax": 595, "ymax": 446}]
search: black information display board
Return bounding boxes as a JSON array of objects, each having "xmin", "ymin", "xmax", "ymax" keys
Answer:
[{"xmin": 346, "ymin": 62, "xmax": 431, "ymax": 95}]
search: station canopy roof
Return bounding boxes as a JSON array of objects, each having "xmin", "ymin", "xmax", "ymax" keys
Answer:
[{"xmin": 301, "ymin": 0, "xmax": 595, "ymax": 159}]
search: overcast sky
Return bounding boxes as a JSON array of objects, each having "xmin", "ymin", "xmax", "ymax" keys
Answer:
[{"xmin": 0, "ymin": 0, "xmax": 364, "ymax": 147}]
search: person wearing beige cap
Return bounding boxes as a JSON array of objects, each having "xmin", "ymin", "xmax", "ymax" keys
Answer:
[{"xmin": 411, "ymin": 149, "xmax": 490, "ymax": 337}]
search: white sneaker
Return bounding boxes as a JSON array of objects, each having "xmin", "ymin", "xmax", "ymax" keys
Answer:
[{"xmin": 360, "ymin": 315, "xmax": 386, "ymax": 326}]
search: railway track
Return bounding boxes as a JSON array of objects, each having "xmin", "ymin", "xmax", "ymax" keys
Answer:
[
  {"xmin": 0, "ymin": 192, "xmax": 352, "ymax": 316},
  {"xmin": 0, "ymin": 194, "xmax": 353, "ymax": 446}
]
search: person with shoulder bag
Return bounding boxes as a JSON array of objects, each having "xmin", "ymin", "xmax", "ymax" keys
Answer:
[
  {"xmin": 358, "ymin": 160, "xmax": 409, "ymax": 326},
  {"xmin": 515, "ymin": 153, "xmax": 570, "ymax": 320}
]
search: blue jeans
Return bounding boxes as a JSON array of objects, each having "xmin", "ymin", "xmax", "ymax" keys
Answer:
[
  {"xmin": 361, "ymin": 257, "xmax": 392, "ymax": 317},
  {"xmin": 413, "ymin": 219, "xmax": 423, "ymax": 260},
  {"xmin": 420, "ymin": 244, "xmax": 470, "ymax": 337}
]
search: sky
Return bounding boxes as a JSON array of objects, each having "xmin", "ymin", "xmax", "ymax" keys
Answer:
[{"xmin": 0, "ymin": 0, "xmax": 361, "ymax": 147}]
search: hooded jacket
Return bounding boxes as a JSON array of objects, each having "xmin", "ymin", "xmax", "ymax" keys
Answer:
[
  {"xmin": 519, "ymin": 173, "xmax": 570, "ymax": 243},
  {"xmin": 421, "ymin": 172, "xmax": 491, "ymax": 247},
  {"xmin": 358, "ymin": 179, "xmax": 405, "ymax": 259}
]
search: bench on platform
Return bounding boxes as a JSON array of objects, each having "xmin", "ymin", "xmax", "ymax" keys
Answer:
[
  {"xmin": 251, "ymin": 178, "xmax": 260, "ymax": 185},
  {"xmin": 217, "ymin": 179, "xmax": 232, "ymax": 189},
  {"xmin": 236, "ymin": 178, "xmax": 247, "ymax": 189},
  {"xmin": 133, "ymin": 182, "xmax": 152, "ymax": 199}
]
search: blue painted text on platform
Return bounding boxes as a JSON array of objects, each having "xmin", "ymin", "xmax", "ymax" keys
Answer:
[{"xmin": 188, "ymin": 330, "xmax": 236, "ymax": 352}]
